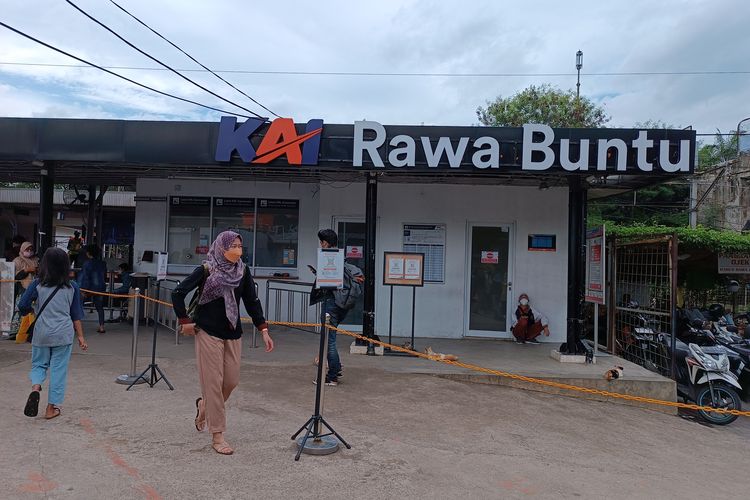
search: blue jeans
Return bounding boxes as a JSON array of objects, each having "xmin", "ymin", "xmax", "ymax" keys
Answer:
[
  {"xmin": 30, "ymin": 344, "xmax": 73, "ymax": 405},
  {"xmin": 320, "ymin": 298, "xmax": 349, "ymax": 380}
]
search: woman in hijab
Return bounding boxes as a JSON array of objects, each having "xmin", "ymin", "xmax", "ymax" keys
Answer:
[
  {"xmin": 172, "ymin": 231, "xmax": 273, "ymax": 455},
  {"xmin": 13, "ymin": 241, "xmax": 39, "ymax": 275},
  {"xmin": 8, "ymin": 242, "xmax": 40, "ymax": 340}
]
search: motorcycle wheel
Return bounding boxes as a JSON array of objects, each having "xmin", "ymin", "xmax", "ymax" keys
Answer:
[{"xmin": 695, "ymin": 384, "xmax": 741, "ymax": 425}]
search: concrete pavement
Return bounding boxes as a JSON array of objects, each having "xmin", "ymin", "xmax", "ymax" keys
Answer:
[{"xmin": 1, "ymin": 323, "xmax": 748, "ymax": 499}]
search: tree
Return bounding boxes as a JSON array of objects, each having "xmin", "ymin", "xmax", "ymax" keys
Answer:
[
  {"xmin": 476, "ymin": 83, "xmax": 609, "ymax": 128},
  {"xmin": 697, "ymin": 130, "xmax": 738, "ymax": 170}
]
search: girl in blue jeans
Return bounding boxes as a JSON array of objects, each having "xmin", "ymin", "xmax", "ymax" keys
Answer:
[{"xmin": 19, "ymin": 248, "xmax": 88, "ymax": 419}]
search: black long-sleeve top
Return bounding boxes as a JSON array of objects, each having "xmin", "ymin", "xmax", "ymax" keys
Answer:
[{"xmin": 172, "ymin": 265, "xmax": 268, "ymax": 340}]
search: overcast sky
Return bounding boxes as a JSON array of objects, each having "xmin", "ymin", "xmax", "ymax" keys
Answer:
[{"xmin": 1, "ymin": 0, "xmax": 748, "ymax": 138}]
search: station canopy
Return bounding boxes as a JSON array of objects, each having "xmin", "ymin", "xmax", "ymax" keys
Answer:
[{"xmin": 0, "ymin": 117, "xmax": 696, "ymax": 199}]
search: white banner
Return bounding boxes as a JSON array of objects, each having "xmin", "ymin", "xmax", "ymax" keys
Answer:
[{"xmin": 718, "ymin": 253, "xmax": 750, "ymax": 274}]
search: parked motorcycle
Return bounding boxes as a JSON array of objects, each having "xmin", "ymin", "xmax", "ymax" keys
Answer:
[{"xmin": 672, "ymin": 341, "xmax": 743, "ymax": 425}]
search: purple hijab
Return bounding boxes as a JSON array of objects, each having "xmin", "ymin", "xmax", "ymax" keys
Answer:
[{"xmin": 199, "ymin": 231, "xmax": 245, "ymax": 328}]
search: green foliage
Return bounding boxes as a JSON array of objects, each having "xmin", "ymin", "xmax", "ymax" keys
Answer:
[
  {"xmin": 476, "ymin": 83, "xmax": 609, "ymax": 128},
  {"xmin": 588, "ymin": 182, "xmax": 690, "ymax": 227},
  {"xmin": 604, "ymin": 224, "xmax": 750, "ymax": 252},
  {"xmin": 697, "ymin": 130, "xmax": 738, "ymax": 170}
]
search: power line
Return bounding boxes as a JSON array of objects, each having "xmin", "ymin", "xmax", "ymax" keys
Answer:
[
  {"xmin": 0, "ymin": 20, "xmax": 254, "ymax": 118},
  {"xmin": 64, "ymin": 0, "xmax": 267, "ymax": 120},
  {"xmin": 107, "ymin": 0, "xmax": 280, "ymax": 118},
  {"xmin": 1, "ymin": 60, "xmax": 749, "ymax": 78}
]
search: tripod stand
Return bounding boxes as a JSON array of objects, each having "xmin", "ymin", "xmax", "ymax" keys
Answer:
[
  {"xmin": 291, "ymin": 313, "xmax": 350, "ymax": 460},
  {"xmin": 127, "ymin": 280, "xmax": 174, "ymax": 391}
]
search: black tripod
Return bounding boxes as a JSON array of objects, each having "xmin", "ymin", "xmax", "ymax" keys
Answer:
[
  {"xmin": 127, "ymin": 280, "xmax": 174, "ymax": 391},
  {"xmin": 291, "ymin": 315, "xmax": 350, "ymax": 461}
]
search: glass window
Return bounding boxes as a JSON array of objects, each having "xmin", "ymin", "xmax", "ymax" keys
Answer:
[
  {"xmin": 212, "ymin": 197, "xmax": 255, "ymax": 266},
  {"xmin": 167, "ymin": 196, "xmax": 211, "ymax": 266},
  {"xmin": 255, "ymin": 199, "xmax": 299, "ymax": 268},
  {"xmin": 338, "ymin": 220, "xmax": 366, "ymax": 326}
]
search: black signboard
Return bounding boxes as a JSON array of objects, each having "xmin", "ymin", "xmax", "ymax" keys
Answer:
[
  {"xmin": 214, "ymin": 197, "xmax": 254, "ymax": 208},
  {"xmin": 170, "ymin": 196, "xmax": 210, "ymax": 206}
]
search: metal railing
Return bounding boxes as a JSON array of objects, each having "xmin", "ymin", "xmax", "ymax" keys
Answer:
[{"xmin": 264, "ymin": 279, "xmax": 321, "ymax": 330}]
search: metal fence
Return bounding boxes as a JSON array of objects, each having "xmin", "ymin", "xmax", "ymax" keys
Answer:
[
  {"xmin": 264, "ymin": 279, "xmax": 321, "ymax": 331},
  {"xmin": 613, "ymin": 237, "xmax": 675, "ymax": 377},
  {"xmin": 683, "ymin": 280, "xmax": 749, "ymax": 315}
]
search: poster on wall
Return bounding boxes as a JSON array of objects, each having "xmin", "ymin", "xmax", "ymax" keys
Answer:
[
  {"xmin": 316, "ymin": 248, "xmax": 344, "ymax": 288},
  {"xmin": 585, "ymin": 226, "xmax": 606, "ymax": 304},
  {"xmin": 346, "ymin": 245, "xmax": 363, "ymax": 259},
  {"xmin": 481, "ymin": 251, "xmax": 499, "ymax": 264},
  {"xmin": 403, "ymin": 224, "xmax": 445, "ymax": 283},
  {"xmin": 383, "ymin": 252, "xmax": 424, "ymax": 287}
]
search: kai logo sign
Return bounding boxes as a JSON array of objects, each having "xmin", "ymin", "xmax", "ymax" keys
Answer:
[{"xmin": 215, "ymin": 117, "xmax": 323, "ymax": 165}]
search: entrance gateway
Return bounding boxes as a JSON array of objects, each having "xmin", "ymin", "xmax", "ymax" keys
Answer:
[{"xmin": 0, "ymin": 116, "xmax": 696, "ymax": 353}]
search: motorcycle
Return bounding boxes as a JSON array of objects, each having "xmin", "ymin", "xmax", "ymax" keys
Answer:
[
  {"xmin": 672, "ymin": 341, "xmax": 743, "ymax": 425},
  {"xmin": 709, "ymin": 318, "xmax": 750, "ymax": 399}
]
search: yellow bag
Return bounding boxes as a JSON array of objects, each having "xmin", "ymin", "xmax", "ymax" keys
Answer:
[{"xmin": 15, "ymin": 313, "xmax": 35, "ymax": 344}]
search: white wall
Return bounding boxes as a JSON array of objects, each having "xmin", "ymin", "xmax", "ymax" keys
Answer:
[
  {"xmin": 134, "ymin": 178, "xmax": 570, "ymax": 341},
  {"xmin": 319, "ymin": 182, "xmax": 569, "ymax": 341}
]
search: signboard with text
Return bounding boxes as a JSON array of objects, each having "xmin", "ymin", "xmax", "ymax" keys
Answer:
[
  {"xmin": 719, "ymin": 253, "xmax": 750, "ymax": 274},
  {"xmin": 383, "ymin": 252, "xmax": 424, "ymax": 287},
  {"xmin": 316, "ymin": 248, "xmax": 344, "ymax": 289},
  {"xmin": 585, "ymin": 226, "xmax": 606, "ymax": 304}
]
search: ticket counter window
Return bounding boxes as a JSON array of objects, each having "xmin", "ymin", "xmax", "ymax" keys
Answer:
[
  {"xmin": 167, "ymin": 196, "xmax": 210, "ymax": 267},
  {"xmin": 255, "ymin": 199, "xmax": 299, "ymax": 268},
  {"xmin": 212, "ymin": 197, "xmax": 255, "ymax": 266}
]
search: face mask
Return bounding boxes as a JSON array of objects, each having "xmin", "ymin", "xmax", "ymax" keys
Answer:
[
  {"xmin": 224, "ymin": 247, "xmax": 242, "ymax": 263},
  {"xmin": 22, "ymin": 250, "xmax": 34, "ymax": 258},
  {"xmin": 519, "ymin": 299, "xmax": 529, "ymax": 306}
]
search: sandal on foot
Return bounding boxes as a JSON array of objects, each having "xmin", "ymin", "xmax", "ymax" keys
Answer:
[
  {"xmin": 24, "ymin": 390, "xmax": 40, "ymax": 417},
  {"xmin": 194, "ymin": 397, "xmax": 206, "ymax": 432},
  {"xmin": 212, "ymin": 442, "xmax": 234, "ymax": 455},
  {"xmin": 97, "ymin": 328, "xmax": 106, "ymax": 334},
  {"xmin": 45, "ymin": 405, "xmax": 61, "ymax": 420}
]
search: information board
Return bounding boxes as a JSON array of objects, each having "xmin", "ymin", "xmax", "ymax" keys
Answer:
[
  {"xmin": 384, "ymin": 252, "xmax": 424, "ymax": 287},
  {"xmin": 402, "ymin": 224, "xmax": 445, "ymax": 283},
  {"xmin": 585, "ymin": 226, "xmax": 606, "ymax": 304},
  {"xmin": 316, "ymin": 248, "xmax": 344, "ymax": 289},
  {"xmin": 718, "ymin": 253, "xmax": 750, "ymax": 274},
  {"xmin": 156, "ymin": 252, "xmax": 168, "ymax": 281}
]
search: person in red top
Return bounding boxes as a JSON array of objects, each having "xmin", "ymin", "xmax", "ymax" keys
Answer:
[{"xmin": 511, "ymin": 293, "xmax": 550, "ymax": 344}]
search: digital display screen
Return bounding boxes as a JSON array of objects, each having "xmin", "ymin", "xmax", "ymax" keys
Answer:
[{"xmin": 528, "ymin": 234, "xmax": 556, "ymax": 251}]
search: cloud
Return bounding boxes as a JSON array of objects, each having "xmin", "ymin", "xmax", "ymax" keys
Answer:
[{"xmin": 0, "ymin": 0, "xmax": 747, "ymax": 137}]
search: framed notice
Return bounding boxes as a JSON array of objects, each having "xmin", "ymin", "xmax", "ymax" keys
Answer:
[
  {"xmin": 402, "ymin": 224, "xmax": 445, "ymax": 283},
  {"xmin": 316, "ymin": 248, "xmax": 344, "ymax": 289},
  {"xmin": 384, "ymin": 252, "xmax": 424, "ymax": 287},
  {"xmin": 156, "ymin": 252, "xmax": 168, "ymax": 280},
  {"xmin": 585, "ymin": 226, "xmax": 606, "ymax": 304}
]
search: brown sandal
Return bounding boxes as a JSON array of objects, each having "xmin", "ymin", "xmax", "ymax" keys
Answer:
[
  {"xmin": 45, "ymin": 405, "xmax": 61, "ymax": 420},
  {"xmin": 194, "ymin": 398, "xmax": 206, "ymax": 432},
  {"xmin": 212, "ymin": 442, "xmax": 234, "ymax": 455}
]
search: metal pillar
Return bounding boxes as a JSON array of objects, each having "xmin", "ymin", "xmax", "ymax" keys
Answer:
[
  {"xmin": 565, "ymin": 176, "xmax": 587, "ymax": 354},
  {"xmin": 86, "ymin": 185, "xmax": 96, "ymax": 245},
  {"xmin": 38, "ymin": 162, "xmax": 55, "ymax": 254},
  {"xmin": 363, "ymin": 172, "xmax": 378, "ymax": 353}
]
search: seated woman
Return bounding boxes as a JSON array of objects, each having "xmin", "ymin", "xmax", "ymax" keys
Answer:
[
  {"xmin": 511, "ymin": 293, "xmax": 550, "ymax": 344},
  {"xmin": 113, "ymin": 263, "xmax": 132, "ymax": 295}
]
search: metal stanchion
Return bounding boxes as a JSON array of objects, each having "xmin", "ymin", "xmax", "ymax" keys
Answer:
[
  {"xmin": 115, "ymin": 287, "xmax": 145, "ymax": 385},
  {"xmin": 292, "ymin": 313, "xmax": 351, "ymax": 460},
  {"xmin": 127, "ymin": 280, "xmax": 174, "ymax": 390}
]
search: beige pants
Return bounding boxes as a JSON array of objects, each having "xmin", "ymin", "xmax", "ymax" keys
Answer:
[{"xmin": 195, "ymin": 329, "xmax": 242, "ymax": 434}]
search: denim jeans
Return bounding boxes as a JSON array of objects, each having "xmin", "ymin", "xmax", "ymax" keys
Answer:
[
  {"xmin": 320, "ymin": 298, "xmax": 349, "ymax": 380},
  {"xmin": 30, "ymin": 344, "xmax": 73, "ymax": 405}
]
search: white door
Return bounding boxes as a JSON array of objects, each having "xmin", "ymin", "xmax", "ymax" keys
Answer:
[{"xmin": 465, "ymin": 223, "xmax": 514, "ymax": 338}]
